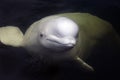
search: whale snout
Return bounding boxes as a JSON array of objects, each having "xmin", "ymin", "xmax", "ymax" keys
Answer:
[{"xmin": 62, "ymin": 37, "xmax": 76, "ymax": 47}]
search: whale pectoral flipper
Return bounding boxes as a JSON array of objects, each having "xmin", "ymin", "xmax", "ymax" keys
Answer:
[
  {"xmin": 75, "ymin": 56, "xmax": 94, "ymax": 72},
  {"xmin": 0, "ymin": 26, "xmax": 23, "ymax": 47}
]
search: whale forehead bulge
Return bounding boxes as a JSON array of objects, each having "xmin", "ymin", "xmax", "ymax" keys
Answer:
[{"xmin": 54, "ymin": 17, "xmax": 79, "ymax": 37}]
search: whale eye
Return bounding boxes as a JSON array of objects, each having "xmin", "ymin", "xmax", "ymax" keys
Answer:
[{"xmin": 40, "ymin": 33, "xmax": 43, "ymax": 37}]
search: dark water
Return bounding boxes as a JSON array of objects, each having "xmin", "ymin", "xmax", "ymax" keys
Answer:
[{"xmin": 0, "ymin": 0, "xmax": 120, "ymax": 80}]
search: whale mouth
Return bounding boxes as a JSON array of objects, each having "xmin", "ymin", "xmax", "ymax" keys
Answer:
[{"xmin": 46, "ymin": 39, "xmax": 75, "ymax": 48}]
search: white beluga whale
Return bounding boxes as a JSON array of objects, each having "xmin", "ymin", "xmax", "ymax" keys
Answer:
[{"xmin": 0, "ymin": 13, "xmax": 120, "ymax": 72}]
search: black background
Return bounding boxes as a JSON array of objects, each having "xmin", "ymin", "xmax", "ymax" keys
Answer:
[{"xmin": 0, "ymin": 0, "xmax": 120, "ymax": 80}]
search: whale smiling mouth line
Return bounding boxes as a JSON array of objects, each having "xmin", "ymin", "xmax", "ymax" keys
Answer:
[
  {"xmin": 46, "ymin": 39, "xmax": 66, "ymax": 45},
  {"xmin": 46, "ymin": 38, "xmax": 75, "ymax": 48}
]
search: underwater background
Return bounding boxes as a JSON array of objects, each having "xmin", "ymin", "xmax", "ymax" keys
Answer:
[{"xmin": 0, "ymin": 0, "xmax": 120, "ymax": 80}]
